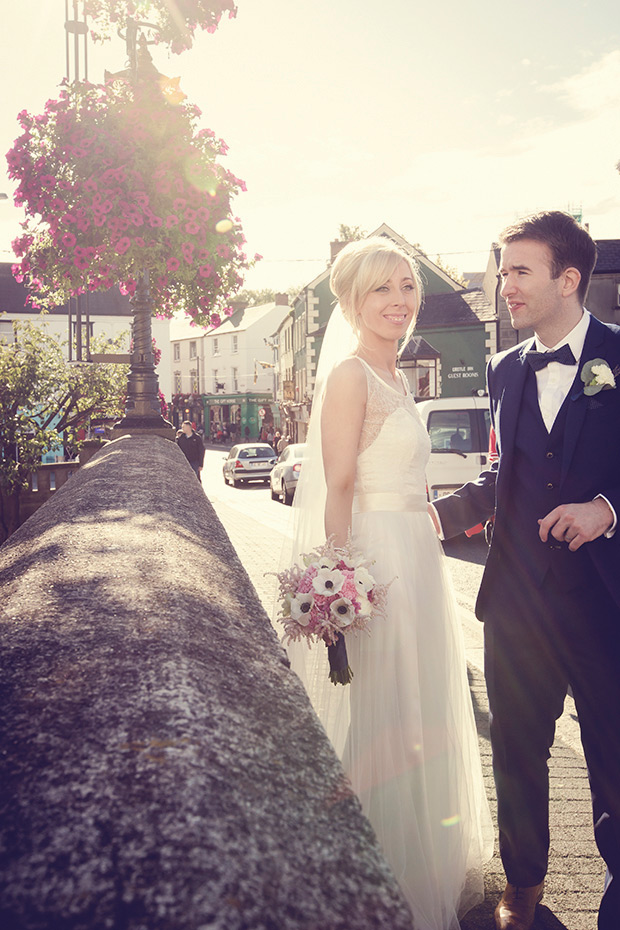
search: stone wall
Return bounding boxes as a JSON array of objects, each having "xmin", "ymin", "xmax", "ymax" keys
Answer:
[{"xmin": 0, "ymin": 436, "xmax": 413, "ymax": 930}]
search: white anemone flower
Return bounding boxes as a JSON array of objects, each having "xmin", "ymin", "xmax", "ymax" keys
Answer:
[
  {"xmin": 312, "ymin": 567, "xmax": 345, "ymax": 596},
  {"xmin": 315, "ymin": 556, "xmax": 337, "ymax": 571},
  {"xmin": 354, "ymin": 566, "xmax": 375, "ymax": 594},
  {"xmin": 330, "ymin": 597, "xmax": 356, "ymax": 627},
  {"xmin": 355, "ymin": 594, "xmax": 372, "ymax": 618},
  {"xmin": 290, "ymin": 593, "xmax": 314, "ymax": 625}
]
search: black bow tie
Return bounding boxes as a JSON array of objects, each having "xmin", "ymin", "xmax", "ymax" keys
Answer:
[{"xmin": 526, "ymin": 343, "xmax": 576, "ymax": 372}]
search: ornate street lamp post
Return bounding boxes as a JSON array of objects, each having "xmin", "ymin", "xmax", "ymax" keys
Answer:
[{"xmin": 112, "ymin": 24, "xmax": 174, "ymax": 438}]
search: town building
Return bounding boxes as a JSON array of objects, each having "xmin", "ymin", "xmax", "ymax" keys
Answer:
[
  {"xmin": 0, "ymin": 262, "xmax": 172, "ymax": 395},
  {"xmin": 169, "ymin": 295, "xmax": 290, "ymax": 440},
  {"xmin": 273, "ymin": 224, "xmax": 496, "ymax": 440}
]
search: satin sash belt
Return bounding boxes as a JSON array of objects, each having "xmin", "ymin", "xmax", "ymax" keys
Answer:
[{"xmin": 352, "ymin": 492, "xmax": 428, "ymax": 514}]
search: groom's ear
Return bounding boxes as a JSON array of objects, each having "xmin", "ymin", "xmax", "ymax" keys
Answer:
[{"xmin": 560, "ymin": 266, "xmax": 581, "ymax": 299}]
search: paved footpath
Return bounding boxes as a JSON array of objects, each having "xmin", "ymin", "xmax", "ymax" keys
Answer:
[{"xmin": 201, "ymin": 454, "xmax": 604, "ymax": 930}]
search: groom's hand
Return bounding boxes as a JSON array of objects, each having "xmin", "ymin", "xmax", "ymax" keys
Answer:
[{"xmin": 538, "ymin": 499, "xmax": 614, "ymax": 551}]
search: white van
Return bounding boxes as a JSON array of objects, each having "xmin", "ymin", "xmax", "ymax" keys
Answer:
[{"xmin": 416, "ymin": 395, "xmax": 491, "ymax": 501}]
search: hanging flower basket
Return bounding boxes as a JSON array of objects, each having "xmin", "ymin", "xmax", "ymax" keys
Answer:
[
  {"xmin": 7, "ymin": 75, "xmax": 255, "ymax": 328},
  {"xmin": 84, "ymin": 0, "xmax": 237, "ymax": 53}
]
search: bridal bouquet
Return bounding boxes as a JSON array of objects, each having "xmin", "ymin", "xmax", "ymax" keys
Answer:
[{"xmin": 273, "ymin": 536, "xmax": 390, "ymax": 686}]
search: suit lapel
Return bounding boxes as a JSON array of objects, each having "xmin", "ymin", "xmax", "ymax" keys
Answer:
[
  {"xmin": 560, "ymin": 316, "xmax": 608, "ymax": 486},
  {"xmin": 495, "ymin": 339, "xmax": 533, "ymax": 494},
  {"xmin": 496, "ymin": 340, "xmax": 533, "ymax": 457}
]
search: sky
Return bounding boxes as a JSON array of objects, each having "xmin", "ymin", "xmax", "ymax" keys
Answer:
[{"xmin": 1, "ymin": 0, "xmax": 619, "ymax": 297}]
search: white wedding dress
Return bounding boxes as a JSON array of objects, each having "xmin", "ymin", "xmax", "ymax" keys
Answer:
[{"xmin": 288, "ymin": 357, "xmax": 493, "ymax": 930}]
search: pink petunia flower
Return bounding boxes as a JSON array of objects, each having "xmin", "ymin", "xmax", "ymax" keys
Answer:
[
  {"xmin": 115, "ymin": 237, "xmax": 131, "ymax": 255},
  {"xmin": 185, "ymin": 222, "xmax": 200, "ymax": 235},
  {"xmin": 198, "ymin": 263, "xmax": 212, "ymax": 278},
  {"xmin": 166, "ymin": 257, "xmax": 180, "ymax": 272},
  {"xmin": 165, "ymin": 215, "xmax": 179, "ymax": 228},
  {"xmin": 62, "ymin": 232, "xmax": 77, "ymax": 248}
]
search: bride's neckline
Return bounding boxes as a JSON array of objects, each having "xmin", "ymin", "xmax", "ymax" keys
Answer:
[{"xmin": 353, "ymin": 356, "xmax": 409, "ymax": 398}]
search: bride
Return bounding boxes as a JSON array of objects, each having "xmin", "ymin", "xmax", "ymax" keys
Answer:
[{"xmin": 286, "ymin": 237, "xmax": 493, "ymax": 929}]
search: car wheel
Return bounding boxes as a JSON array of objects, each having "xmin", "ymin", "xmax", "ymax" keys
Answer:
[
  {"xmin": 284, "ymin": 483, "xmax": 294, "ymax": 506},
  {"xmin": 270, "ymin": 484, "xmax": 278, "ymax": 500}
]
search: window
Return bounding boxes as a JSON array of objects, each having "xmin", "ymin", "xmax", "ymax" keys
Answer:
[
  {"xmin": 174, "ymin": 371, "xmax": 182, "ymax": 393},
  {"xmin": 173, "ymin": 342, "xmax": 180, "ymax": 360},
  {"xmin": 212, "ymin": 337, "xmax": 219, "ymax": 356},
  {"xmin": 190, "ymin": 369, "xmax": 198, "ymax": 392},
  {"xmin": 189, "ymin": 341, "xmax": 197, "ymax": 359},
  {"xmin": 427, "ymin": 411, "xmax": 474, "ymax": 453},
  {"xmin": 213, "ymin": 369, "xmax": 218, "ymax": 392},
  {"xmin": 405, "ymin": 359, "xmax": 437, "ymax": 399},
  {"xmin": 232, "ymin": 334, "xmax": 238, "ymax": 354},
  {"xmin": 0, "ymin": 320, "xmax": 14, "ymax": 344},
  {"xmin": 232, "ymin": 367, "xmax": 238, "ymax": 391}
]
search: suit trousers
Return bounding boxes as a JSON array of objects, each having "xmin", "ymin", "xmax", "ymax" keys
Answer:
[{"xmin": 484, "ymin": 563, "xmax": 620, "ymax": 929}]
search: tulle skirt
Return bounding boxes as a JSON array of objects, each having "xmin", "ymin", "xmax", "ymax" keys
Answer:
[{"xmin": 288, "ymin": 510, "xmax": 493, "ymax": 930}]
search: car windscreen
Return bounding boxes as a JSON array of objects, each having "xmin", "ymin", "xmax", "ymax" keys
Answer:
[
  {"xmin": 289, "ymin": 444, "xmax": 306, "ymax": 458},
  {"xmin": 238, "ymin": 447, "xmax": 274, "ymax": 459}
]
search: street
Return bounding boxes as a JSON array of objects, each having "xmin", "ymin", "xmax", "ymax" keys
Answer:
[{"xmin": 201, "ymin": 446, "xmax": 488, "ymax": 615}]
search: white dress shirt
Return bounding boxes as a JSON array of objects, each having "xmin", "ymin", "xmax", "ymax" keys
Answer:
[
  {"xmin": 533, "ymin": 309, "xmax": 616, "ymax": 535},
  {"xmin": 533, "ymin": 309, "xmax": 589, "ymax": 432}
]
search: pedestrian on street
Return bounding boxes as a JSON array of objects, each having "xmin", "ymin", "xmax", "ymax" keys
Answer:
[
  {"xmin": 432, "ymin": 211, "xmax": 620, "ymax": 930},
  {"xmin": 176, "ymin": 420, "xmax": 205, "ymax": 480},
  {"xmin": 277, "ymin": 434, "xmax": 289, "ymax": 455}
]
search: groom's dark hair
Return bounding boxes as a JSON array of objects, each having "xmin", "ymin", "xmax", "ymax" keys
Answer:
[{"xmin": 498, "ymin": 210, "xmax": 597, "ymax": 304}]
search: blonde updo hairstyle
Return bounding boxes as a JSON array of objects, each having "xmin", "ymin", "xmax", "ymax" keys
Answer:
[{"xmin": 329, "ymin": 237, "xmax": 422, "ymax": 354}]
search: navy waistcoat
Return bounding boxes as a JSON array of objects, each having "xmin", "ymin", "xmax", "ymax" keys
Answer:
[{"xmin": 502, "ymin": 366, "xmax": 592, "ymax": 589}]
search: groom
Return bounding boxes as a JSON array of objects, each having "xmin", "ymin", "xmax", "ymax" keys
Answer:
[{"xmin": 432, "ymin": 211, "xmax": 620, "ymax": 930}]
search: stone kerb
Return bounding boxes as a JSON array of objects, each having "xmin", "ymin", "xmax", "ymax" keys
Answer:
[{"xmin": 0, "ymin": 436, "xmax": 412, "ymax": 930}]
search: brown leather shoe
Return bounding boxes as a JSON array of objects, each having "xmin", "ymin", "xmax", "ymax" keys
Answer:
[{"xmin": 494, "ymin": 881, "xmax": 544, "ymax": 930}]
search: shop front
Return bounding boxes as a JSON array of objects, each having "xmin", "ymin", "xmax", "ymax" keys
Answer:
[
  {"xmin": 171, "ymin": 393, "xmax": 205, "ymax": 431},
  {"xmin": 202, "ymin": 392, "xmax": 274, "ymax": 443}
]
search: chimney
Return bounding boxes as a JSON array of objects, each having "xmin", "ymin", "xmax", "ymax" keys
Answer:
[
  {"xmin": 330, "ymin": 240, "xmax": 347, "ymax": 264},
  {"xmin": 275, "ymin": 292, "xmax": 288, "ymax": 306}
]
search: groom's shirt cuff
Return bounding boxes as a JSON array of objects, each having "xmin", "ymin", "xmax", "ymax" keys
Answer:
[{"xmin": 595, "ymin": 494, "xmax": 617, "ymax": 538}]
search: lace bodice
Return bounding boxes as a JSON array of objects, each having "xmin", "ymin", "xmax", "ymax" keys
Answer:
[{"xmin": 355, "ymin": 358, "xmax": 431, "ymax": 500}]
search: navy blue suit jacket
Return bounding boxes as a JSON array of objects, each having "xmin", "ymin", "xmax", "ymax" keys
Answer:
[{"xmin": 435, "ymin": 315, "xmax": 620, "ymax": 621}]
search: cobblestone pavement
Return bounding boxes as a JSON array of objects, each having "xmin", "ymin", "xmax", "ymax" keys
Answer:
[{"xmin": 202, "ymin": 449, "xmax": 605, "ymax": 930}]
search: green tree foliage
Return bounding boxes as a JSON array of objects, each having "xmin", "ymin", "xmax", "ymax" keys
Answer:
[
  {"xmin": 0, "ymin": 319, "xmax": 128, "ymax": 541},
  {"xmin": 337, "ymin": 224, "xmax": 367, "ymax": 242},
  {"xmin": 234, "ymin": 285, "xmax": 301, "ymax": 307}
]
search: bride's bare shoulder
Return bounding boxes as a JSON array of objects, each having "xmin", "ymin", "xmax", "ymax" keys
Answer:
[{"xmin": 327, "ymin": 356, "xmax": 367, "ymax": 391}]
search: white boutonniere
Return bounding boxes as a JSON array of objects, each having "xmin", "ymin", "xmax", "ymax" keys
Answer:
[{"xmin": 580, "ymin": 358, "xmax": 618, "ymax": 396}]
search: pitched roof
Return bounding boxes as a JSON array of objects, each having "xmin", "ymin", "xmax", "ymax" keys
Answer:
[
  {"xmin": 400, "ymin": 335, "xmax": 441, "ymax": 360},
  {"xmin": 169, "ymin": 301, "xmax": 287, "ymax": 341},
  {"xmin": 0, "ymin": 262, "xmax": 132, "ymax": 316},
  {"xmin": 594, "ymin": 240, "xmax": 620, "ymax": 274},
  {"xmin": 418, "ymin": 287, "xmax": 495, "ymax": 329}
]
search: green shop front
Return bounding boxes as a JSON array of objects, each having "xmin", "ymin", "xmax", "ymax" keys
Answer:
[{"xmin": 202, "ymin": 392, "xmax": 274, "ymax": 442}]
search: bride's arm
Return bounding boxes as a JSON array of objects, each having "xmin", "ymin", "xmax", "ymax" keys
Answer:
[{"xmin": 321, "ymin": 359, "xmax": 367, "ymax": 547}]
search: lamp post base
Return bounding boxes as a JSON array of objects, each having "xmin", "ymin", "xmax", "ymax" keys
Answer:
[{"xmin": 111, "ymin": 415, "xmax": 175, "ymax": 441}]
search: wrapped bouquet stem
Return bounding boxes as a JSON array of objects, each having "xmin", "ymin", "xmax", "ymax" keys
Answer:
[{"xmin": 271, "ymin": 534, "xmax": 391, "ymax": 686}]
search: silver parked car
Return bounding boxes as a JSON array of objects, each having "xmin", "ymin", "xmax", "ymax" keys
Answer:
[
  {"xmin": 270, "ymin": 443, "xmax": 306, "ymax": 505},
  {"xmin": 223, "ymin": 443, "xmax": 277, "ymax": 487}
]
